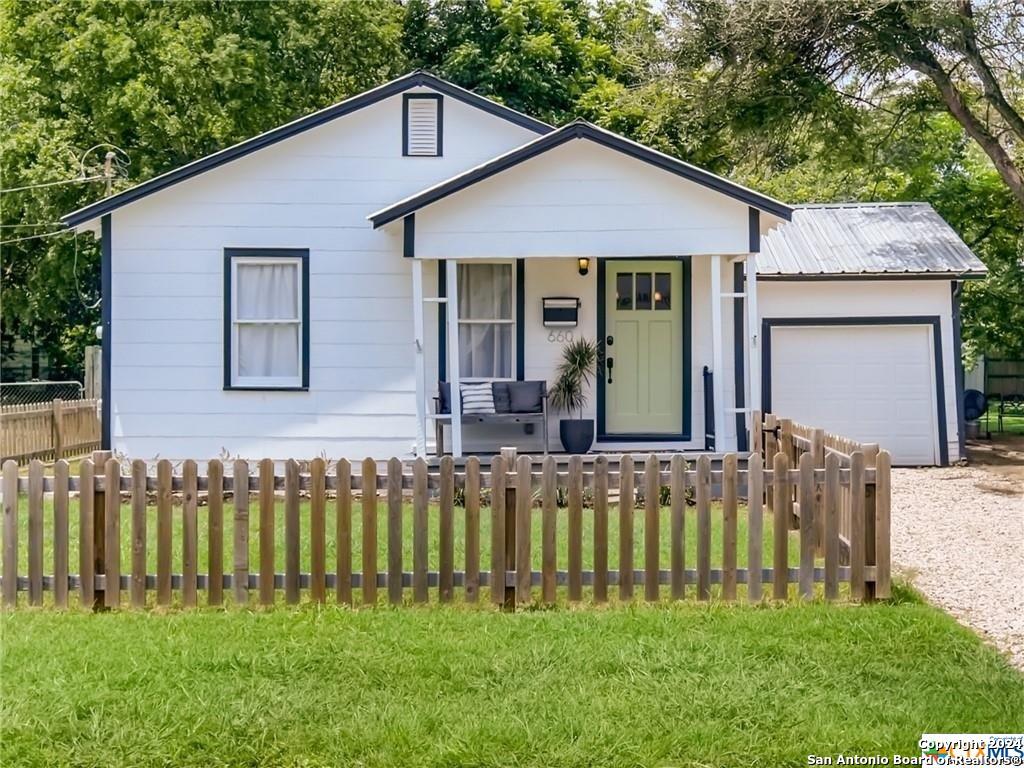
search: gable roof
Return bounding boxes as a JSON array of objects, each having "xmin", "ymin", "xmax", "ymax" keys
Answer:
[
  {"xmin": 369, "ymin": 119, "xmax": 793, "ymax": 227},
  {"xmin": 61, "ymin": 71, "xmax": 552, "ymax": 228},
  {"xmin": 759, "ymin": 203, "xmax": 987, "ymax": 278}
]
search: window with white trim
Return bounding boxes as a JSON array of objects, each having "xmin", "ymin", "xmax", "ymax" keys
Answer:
[
  {"xmin": 457, "ymin": 262, "xmax": 514, "ymax": 379},
  {"xmin": 226, "ymin": 250, "xmax": 308, "ymax": 389}
]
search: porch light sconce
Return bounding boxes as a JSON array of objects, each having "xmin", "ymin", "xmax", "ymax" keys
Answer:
[{"xmin": 577, "ymin": 257, "xmax": 590, "ymax": 276}]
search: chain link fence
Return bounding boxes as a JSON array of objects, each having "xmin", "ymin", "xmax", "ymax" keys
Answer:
[{"xmin": 0, "ymin": 381, "xmax": 85, "ymax": 406}]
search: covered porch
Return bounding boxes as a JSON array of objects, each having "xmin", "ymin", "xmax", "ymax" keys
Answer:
[
  {"xmin": 369, "ymin": 119, "xmax": 791, "ymax": 458},
  {"xmin": 408, "ymin": 251, "xmax": 762, "ymax": 458}
]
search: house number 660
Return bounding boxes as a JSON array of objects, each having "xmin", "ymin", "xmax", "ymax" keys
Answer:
[{"xmin": 548, "ymin": 330, "xmax": 574, "ymax": 343}]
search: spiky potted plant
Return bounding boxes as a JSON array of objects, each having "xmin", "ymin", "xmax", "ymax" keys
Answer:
[{"xmin": 549, "ymin": 337, "xmax": 600, "ymax": 454}]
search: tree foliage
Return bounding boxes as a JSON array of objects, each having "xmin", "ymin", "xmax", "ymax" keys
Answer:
[
  {"xmin": 657, "ymin": 0, "xmax": 1024, "ymax": 358},
  {"xmin": 2, "ymin": 0, "xmax": 1021, "ymax": 378}
]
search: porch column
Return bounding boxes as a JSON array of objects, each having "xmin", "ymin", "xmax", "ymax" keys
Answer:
[
  {"xmin": 445, "ymin": 260, "xmax": 463, "ymax": 457},
  {"xmin": 746, "ymin": 252, "xmax": 761, "ymax": 423},
  {"xmin": 710, "ymin": 254, "xmax": 730, "ymax": 451},
  {"xmin": 411, "ymin": 259, "xmax": 428, "ymax": 457}
]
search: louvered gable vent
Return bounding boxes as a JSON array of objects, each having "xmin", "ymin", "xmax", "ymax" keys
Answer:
[{"xmin": 404, "ymin": 95, "xmax": 442, "ymax": 156}]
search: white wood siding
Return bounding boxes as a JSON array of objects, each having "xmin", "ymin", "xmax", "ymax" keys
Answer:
[
  {"xmin": 108, "ymin": 88, "xmax": 534, "ymax": 459},
  {"xmin": 413, "ymin": 140, "xmax": 751, "ymax": 260}
]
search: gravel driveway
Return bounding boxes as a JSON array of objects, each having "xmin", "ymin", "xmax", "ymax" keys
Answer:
[{"xmin": 891, "ymin": 453, "xmax": 1023, "ymax": 671}]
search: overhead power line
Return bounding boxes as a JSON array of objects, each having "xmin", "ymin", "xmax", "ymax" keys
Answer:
[{"xmin": 0, "ymin": 175, "xmax": 107, "ymax": 194}]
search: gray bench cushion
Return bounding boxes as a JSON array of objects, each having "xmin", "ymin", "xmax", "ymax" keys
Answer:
[{"xmin": 437, "ymin": 381, "xmax": 544, "ymax": 415}]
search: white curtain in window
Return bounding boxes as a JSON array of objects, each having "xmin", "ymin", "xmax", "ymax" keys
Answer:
[
  {"xmin": 458, "ymin": 263, "xmax": 513, "ymax": 378},
  {"xmin": 235, "ymin": 262, "xmax": 300, "ymax": 379},
  {"xmin": 237, "ymin": 263, "xmax": 298, "ymax": 320}
]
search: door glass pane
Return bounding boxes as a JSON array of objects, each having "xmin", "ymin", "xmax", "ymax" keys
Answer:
[
  {"xmin": 615, "ymin": 273, "xmax": 633, "ymax": 310},
  {"xmin": 636, "ymin": 273, "xmax": 652, "ymax": 310},
  {"xmin": 654, "ymin": 272, "xmax": 671, "ymax": 310}
]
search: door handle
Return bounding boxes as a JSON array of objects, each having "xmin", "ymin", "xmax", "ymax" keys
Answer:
[{"xmin": 606, "ymin": 357, "xmax": 614, "ymax": 384}]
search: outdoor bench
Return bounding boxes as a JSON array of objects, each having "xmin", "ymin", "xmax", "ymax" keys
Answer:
[{"xmin": 430, "ymin": 380, "xmax": 548, "ymax": 456}]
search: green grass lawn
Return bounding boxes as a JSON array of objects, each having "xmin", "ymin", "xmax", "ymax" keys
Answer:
[
  {"xmin": 12, "ymin": 495, "xmax": 808, "ymax": 607},
  {"xmin": 985, "ymin": 401, "xmax": 1024, "ymax": 434},
  {"xmin": 2, "ymin": 593, "xmax": 1022, "ymax": 767}
]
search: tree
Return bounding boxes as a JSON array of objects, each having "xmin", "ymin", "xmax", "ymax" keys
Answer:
[
  {"xmin": 400, "ymin": 0, "xmax": 656, "ymax": 124},
  {"xmin": 669, "ymin": 0, "xmax": 1024, "ymax": 211},
  {"xmin": 660, "ymin": 0, "xmax": 1024, "ymax": 357},
  {"xmin": 1, "ymin": 0, "xmax": 404, "ymax": 377}
]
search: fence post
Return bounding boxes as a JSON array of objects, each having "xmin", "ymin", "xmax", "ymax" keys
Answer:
[
  {"xmin": 764, "ymin": 413, "xmax": 777, "ymax": 513},
  {"xmin": 811, "ymin": 427, "xmax": 825, "ymax": 554},
  {"xmin": 51, "ymin": 399, "xmax": 64, "ymax": 460},
  {"xmin": 862, "ymin": 443, "xmax": 879, "ymax": 602},
  {"xmin": 779, "ymin": 419, "xmax": 797, "ymax": 529},
  {"xmin": 750, "ymin": 410, "xmax": 763, "ymax": 461},
  {"xmin": 91, "ymin": 449, "xmax": 111, "ymax": 611},
  {"xmin": 500, "ymin": 447, "xmax": 517, "ymax": 611},
  {"xmin": 874, "ymin": 450, "xmax": 892, "ymax": 599}
]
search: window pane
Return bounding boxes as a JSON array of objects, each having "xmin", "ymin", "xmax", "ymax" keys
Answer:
[
  {"xmin": 459, "ymin": 323, "xmax": 512, "ymax": 378},
  {"xmin": 636, "ymin": 273, "xmax": 652, "ymax": 310},
  {"xmin": 616, "ymin": 273, "xmax": 633, "ymax": 310},
  {"xmin": 458, "ymin": 263, "xmax": 513, "ymax": 320},
  {"xmin": 237, "ymin": 262, "xmax": 299, "ymax": 320},
  {"xmin": 238, "ymin": 324, "xmax": 300, "ymax": 378},
  {"xmin": 655, "ymin": 272, "xmax": 671, "ymax": 310}
]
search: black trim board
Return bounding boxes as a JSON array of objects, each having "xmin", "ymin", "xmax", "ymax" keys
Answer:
[
  {"xmin": 760, "ymin": 316, "xmax": 949, "ymax": 466},
  {"xmin": 101, "ymin": 215, "xmax": 112, "ymax": 451},
  {"xmin": 733, "ymin": 261, "xmax": 747, "ymax": 452},
  {"xmin": 516, "ymin": 259, "xmax": 525, "ymax": 380},
  {"xmin": 952, "ymin": 282, "xmax": 965, "ymax": 458},
  {"xmin": 223, "ymin": 248, "xmax": 311, "ymax": 391},
  {"xmin": 402, "ymin": 94, "xmax": 443, "ymax": 157},
  {"xmin": 371, "ymin": 121, "xmax": 793, "ymax": 228},
  {"xmin": 597, "ymin": 257, "xmax": 692, "ymax": 443},
  {"xmin": 62, "ymin": 71, "xmax": 551, "ymax": 228},
  {"xmin": 748, "ymin": 207, "xmax": 760, "ymax": 253},
  {"xmin": 403, "ymin": 214, "xmax": 415, "ymax": 258}
]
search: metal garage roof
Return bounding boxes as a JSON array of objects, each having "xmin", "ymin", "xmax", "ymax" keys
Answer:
[{"xmin": 759, "ymin": 202, "xmax": 987, "ymax": 278}]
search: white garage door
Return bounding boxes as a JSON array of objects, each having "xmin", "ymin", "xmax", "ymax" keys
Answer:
[{"xmin": 770, "ymin": 324, "xmax": 939, "ymax": 465}]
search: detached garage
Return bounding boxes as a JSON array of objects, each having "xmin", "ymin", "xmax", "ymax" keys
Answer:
[{"xmin": 756, "ymin": 203, "xmax": 986, "ymax": 466}]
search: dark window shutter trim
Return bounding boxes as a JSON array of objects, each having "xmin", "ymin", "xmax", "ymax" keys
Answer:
[
  {"xmin": 223, "ymin": 248, "xmax": 310, "ymax": 391},
  {"xmin": 403, "ymin": 94, "xmax": 443, "ymax": 157}
]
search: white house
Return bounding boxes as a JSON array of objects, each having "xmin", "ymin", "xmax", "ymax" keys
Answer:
[{"xmin": 62, "ymin": 71, "xmax": 985, "ymax": 466}]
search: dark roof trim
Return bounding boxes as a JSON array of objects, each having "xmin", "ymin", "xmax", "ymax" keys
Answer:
[
  {"xmin": 758, "ymin": 271, "xmax": 987, "ymax": 281},
  {"xmin": 370, "ymin": 121, "xmax": 793, "ymax": 228},
  {"xmin": 61, "ymin": 71, "xmax": 552, "ymax": 228}
]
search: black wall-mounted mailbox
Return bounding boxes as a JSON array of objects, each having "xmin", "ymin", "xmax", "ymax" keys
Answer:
[{"xmin": 542, "ymin": 297, "xmax": 581, "ymax": 327}]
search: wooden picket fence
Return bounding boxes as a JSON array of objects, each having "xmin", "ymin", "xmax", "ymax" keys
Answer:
[
  {"xmin": 753, "ymin": 413, "xmax": 892, "ymax": 600},
  {"xmin": 1, "ymin": 398, "xmax": 101, "ymax": 465},
  {"xmin": 0, "ymin": 417, "xmax": 891, "ymax": 611}
]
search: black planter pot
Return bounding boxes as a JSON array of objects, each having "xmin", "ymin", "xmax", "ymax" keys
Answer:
[{"xmin": 559, "ymin": 419, "xmax": 595, "ymax": 454}]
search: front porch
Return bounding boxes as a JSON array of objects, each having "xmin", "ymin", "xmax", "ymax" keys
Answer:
[
  {"xmin": 368, "ymin": 119, "xmax": 788, "ymax": 460},
  {"xmin": 410, "ymin": 252, "xmax": 763, "ymax": 459}
]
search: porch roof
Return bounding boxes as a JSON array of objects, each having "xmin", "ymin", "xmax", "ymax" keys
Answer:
[{"xmin": 368, "ymin": 120, "xmax": 794, "ymax": 228}]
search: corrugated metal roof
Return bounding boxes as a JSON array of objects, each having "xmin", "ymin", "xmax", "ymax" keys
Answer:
[{"xmin": 759, "ymin": 203, "xmax": 987, "ymax": 277}]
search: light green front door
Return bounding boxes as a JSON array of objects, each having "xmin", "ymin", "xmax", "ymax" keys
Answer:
[{"xmin": 605, "ymin": 261, "xmax": 684, "ymax": 435}]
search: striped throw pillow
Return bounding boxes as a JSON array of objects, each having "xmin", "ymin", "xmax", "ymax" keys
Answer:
[{"xmin": 460, "ymin": 382, "xmax": 495, "ymax": 414}]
